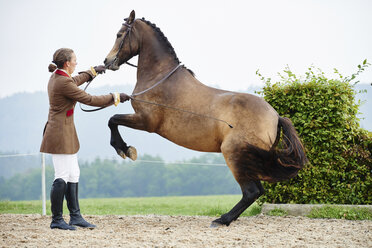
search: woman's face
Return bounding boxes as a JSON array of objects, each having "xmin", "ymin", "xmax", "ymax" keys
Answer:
[{"xmin": 65, "ymin": 52, "xmax": 77, "ymax": 74}]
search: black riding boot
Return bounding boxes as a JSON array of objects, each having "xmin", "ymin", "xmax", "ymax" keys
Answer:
[
  {"xmin": 65, "ymin": 182, "xmax": 96, "ymax": 228},
  {"xmin": 50, "ymin": 178, "xmax": 76, "ymax": 230}
]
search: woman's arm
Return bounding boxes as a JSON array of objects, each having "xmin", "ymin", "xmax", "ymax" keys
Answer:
[
  {"xmin": 72, "ymin": 69, "xmax": 96, "ymax": 86},
  {"xmin": 60, "ymin": 78, "xmax": 114, "ymax": 107}
]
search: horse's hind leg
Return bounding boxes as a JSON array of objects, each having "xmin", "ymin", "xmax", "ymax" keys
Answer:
[
  {"xmin": 211, "ymin": 180, "xmax": 264, "ymax": 227},
  {"xmin": 108, "ymin": 113, "xmax": 146, "ymax": 161}
]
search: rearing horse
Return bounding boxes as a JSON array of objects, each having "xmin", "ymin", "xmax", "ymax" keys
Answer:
[{"xmin": 104, "ymin": 10, "xmax": 307, "ymax": 227}]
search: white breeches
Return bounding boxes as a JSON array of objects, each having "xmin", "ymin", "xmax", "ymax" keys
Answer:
[{"xmin": 52, "ymin": 153, "xmax": 80, "ymax": 183}]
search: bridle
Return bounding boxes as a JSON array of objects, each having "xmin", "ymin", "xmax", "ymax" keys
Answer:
[
  {"xmin": 79, "ymin": 62, "xmax": 182, "ymax": 112},
  {"xmin": 114, "ymin": 21, "xmax": 138, "ymax": 69}
]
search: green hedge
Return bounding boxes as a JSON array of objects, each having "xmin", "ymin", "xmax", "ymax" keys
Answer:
[{"xmin": 256, "ymin": 61, "xmax": 371, "ymax": 204}]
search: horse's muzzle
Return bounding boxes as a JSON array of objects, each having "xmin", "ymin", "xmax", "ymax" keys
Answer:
[{"xmin": 104, "ymin": 57, "xmax": 120, "ymax": 71}]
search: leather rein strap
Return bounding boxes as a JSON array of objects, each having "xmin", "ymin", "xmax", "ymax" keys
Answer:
[
  {"xmin": 79, "ymin": 63, "xmax": 182, "ymax": 112},
  {"xmin": 79, "ymin": 80, "xmax": 109, "ymax": 112}
]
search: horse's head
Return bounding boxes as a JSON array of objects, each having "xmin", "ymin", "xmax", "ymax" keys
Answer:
[{"xmin": 104, "ymin": 10, "xmax": 139, "ymax": 71}]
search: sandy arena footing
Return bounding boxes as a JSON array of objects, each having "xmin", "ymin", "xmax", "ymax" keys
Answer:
[{"xmin": 0, "ymin": 214, "xmax": 371, "ymax": 247}]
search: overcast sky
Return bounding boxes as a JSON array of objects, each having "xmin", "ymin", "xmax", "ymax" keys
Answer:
[{"xmin": 0, "ymin": 0, "xmax": 371, "ymax": 98}]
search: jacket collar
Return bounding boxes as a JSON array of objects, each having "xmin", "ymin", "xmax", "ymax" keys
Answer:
[{"xmin": 55, "ymin": 69, "xmax": 71, "ymax": 78}]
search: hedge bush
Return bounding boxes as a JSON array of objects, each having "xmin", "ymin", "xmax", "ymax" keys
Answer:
[{"xmin": 256, "ymin": 61, "xmax": 371, "ymax": 204}]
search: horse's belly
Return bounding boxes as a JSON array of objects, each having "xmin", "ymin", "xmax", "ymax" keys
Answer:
[{"xmin": 156, "ymin": 127, "xmax": 222, "ymax": 153}]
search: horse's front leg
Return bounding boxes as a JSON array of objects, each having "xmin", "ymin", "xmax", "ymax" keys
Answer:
[{"xmin": 108, "ymin": 113, "xmax": 146, "ymax": 161}]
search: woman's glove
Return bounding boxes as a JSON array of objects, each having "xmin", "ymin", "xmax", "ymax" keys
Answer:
[
  {"xmin": 94, "ymin": 65, "xmax": 106, "ymax": 74},
  {"xmin": 111, "ymin": 93, "xmax": 131, "ymax": 106},
  {"xmin": 120, "ymin": 93, "xmax": 131, "ymax": 102}
]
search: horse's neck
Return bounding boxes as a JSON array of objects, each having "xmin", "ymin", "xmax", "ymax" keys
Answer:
[
  {"xmin": 134, "ymin": 21, "xmax": 180, "ymax": 93},
  {"xmin": 136, "ymin": 45, "xmax": 179, "ymax": 90},
  {"xmin": 137, "ymin": 52, "xmax": 178, "ymax": 80}
]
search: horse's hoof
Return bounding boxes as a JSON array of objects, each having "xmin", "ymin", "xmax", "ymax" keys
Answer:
[
  {"xmin": 210, "ymin": 220, "xmax": 224, "ymax": 228},
  {"xmin": 126, "ymin": 146, "xmax": 137, "ymax": 161},
  {"xmin": 116, "ymin": 149, "xmax": 127, "ymax": 159}
]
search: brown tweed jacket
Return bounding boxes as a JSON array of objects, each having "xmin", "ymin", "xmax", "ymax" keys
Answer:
[{"xmin": 40, "ymin": 69, "xmax": 114, "ymax": 154}]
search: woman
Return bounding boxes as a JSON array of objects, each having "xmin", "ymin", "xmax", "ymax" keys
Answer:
[{"xmin": 40, "ymin": 48, "xmax": 130, "ymax": 230}]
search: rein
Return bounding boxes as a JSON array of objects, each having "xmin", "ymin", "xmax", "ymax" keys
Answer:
[
  {"xmin": 79, "ymin": 81, "xmax": 106, "ymax": 112},
  {"xmin": 79, "ymin": 63, "xmax": 180, "ymax": 112},
  {"xmin": 131, "ymin": 64, "xmax": 182, "ymax": 97}
]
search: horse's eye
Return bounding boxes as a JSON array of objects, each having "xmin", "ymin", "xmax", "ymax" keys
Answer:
[{"xmin": 117, "ymin": 33, "xmax": 122, "ymax": 39}]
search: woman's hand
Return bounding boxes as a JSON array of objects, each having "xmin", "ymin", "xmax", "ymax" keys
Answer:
[
  {"xmin": 94, "ymin": 65, "xmax": 106, "ymax": 74},
  {"xmin": 120, "ymin": 93, "xmax": 131, "ymax": 102}
]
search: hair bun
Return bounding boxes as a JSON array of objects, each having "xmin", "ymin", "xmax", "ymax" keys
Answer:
[{"xmin": 48, "ymin": 63, "xmax": 57, "ymax": 73}]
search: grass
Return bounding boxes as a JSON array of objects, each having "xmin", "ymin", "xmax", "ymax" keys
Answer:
[
  {"xmin": 1, "ymin": 196, "xmax": 371, "ymax": 220},
  {"xmin": 266, "ymin": 208, "xmax": 288, "ymax": 217},
  {"xmin": 307, "ymin": 206, "xmax": 372, "ymax": 220},
  {"xmin": 0, "ymin": 195, "xmax": 261, "ymax": 217},
  {"xmin": 265, "ymin": 205, "xmax": 372, "ymax": 220}
]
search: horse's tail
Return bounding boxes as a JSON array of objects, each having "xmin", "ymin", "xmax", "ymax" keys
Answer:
[{"xmin": 234, "ymin": 116, "xmax": 308, "ymax": 183}]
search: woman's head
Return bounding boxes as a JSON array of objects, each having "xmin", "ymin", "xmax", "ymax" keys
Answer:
[{"xmin": 48, "ymin": 48, "xmax": 77, "ymax": 74}]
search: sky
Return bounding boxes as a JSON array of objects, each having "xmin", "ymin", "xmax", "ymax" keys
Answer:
[{"xmin": 0, "ymin": 0, "xmax": 371, "ymax": 98}]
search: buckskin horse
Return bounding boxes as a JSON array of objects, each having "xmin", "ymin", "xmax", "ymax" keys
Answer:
[{"xmin": 104, "ymin": 10, "xmax": 307, "ymax": 227}]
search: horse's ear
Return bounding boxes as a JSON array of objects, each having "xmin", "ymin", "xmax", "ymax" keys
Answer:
[{"xmin": 127, "ymin": 10, "xmax": 135, "ymax": 24}]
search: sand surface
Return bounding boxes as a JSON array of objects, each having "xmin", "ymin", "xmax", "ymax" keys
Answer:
[{"xmin": 0, "ymin": 214, "xmax": 371, "ymax": 247}]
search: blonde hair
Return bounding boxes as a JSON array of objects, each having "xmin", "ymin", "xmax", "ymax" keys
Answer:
[{"xmin": 48, "ymin": 48, "xmax": 74, "ymax": 72}]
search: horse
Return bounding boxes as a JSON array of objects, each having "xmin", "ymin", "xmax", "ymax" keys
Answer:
[{"xmin": 104, "ymin": 10, "xmax": 307, "ymax": 227}]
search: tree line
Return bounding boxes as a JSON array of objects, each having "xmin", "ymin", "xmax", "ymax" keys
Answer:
[{"xmin": 0, "ymin": 153, "xmax": 240, "ymax": 201}]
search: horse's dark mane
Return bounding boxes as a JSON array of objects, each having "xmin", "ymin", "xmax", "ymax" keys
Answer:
[
  {"xmin": 139, "ymin": 18, "xmax": 195, "ymax": 77},
  {"xmin": 139, "ymin": 18, "xmax": 179, "ymax": 64}
]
